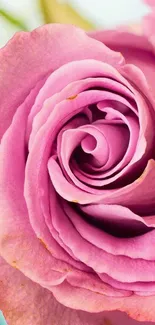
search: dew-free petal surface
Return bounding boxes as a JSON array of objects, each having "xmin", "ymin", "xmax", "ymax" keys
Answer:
[
  {"xmin": 0, "ymin": 255, "xmax": 153, "ymax": 325},
  {"xmin": 0, "ymin": 24, "xmax": 124, "ymax": 140},
  {"xmin": 89, "ymin": 30, "xmax": 155, "ymax": 91}
]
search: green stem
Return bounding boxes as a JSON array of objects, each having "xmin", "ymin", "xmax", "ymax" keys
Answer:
[{"xmin": 0, "ymin": 9, "xmax": 28, "ymax": 31}]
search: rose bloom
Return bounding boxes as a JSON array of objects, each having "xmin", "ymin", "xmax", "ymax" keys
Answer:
[{"xmin": 1, "ymin": 7, "xmax": 155, "ymax": 325}]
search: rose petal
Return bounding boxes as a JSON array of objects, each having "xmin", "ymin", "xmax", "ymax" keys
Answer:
[
  {"xmin": 143, "ymin": 0, "xmax": 155, "ymax": 7},
  {"xmin": 143, "ymin": 11, "xmax": 155, "ymax": 60},
  {"xmin": 89, "ymin": 30, "xmax": 155, "ymax": 91},
  {"xmin": 0, "ymin": 255, "xmax": 64, "ymax": 325},
  {"xmin": 0, "ymin": 24, "xmax": 124, "ymax": 140},
  {"xmin": 105, "ymin": 159, "xmax": 155, "ymax": 213},
  {"xmin": 72, "ymin": 110, "xmax": 138, "ymax": 186},
  {"xmin": 0, "ymin": 88, "xmax": 80, "ymax": 288},
  {"xmin": 46, "ymin": 186, "xmax": 155, "ymax": 284},
  {"xmin": 52, "ymin": 281, "xmax": 155, "ymax": 322},
  {"xmin": 0, "ymin": 256, "xmax": 151, "ymax": 325},
  {"xmin": 72, "ymin": 203, "xmax": 155, "ymax": 260},
  {"xmin": 28, "ymin": 59, "xmax": 135, "ymax": 148},
  {"xmin": 98, "ymin": 272, "xmax": 155, "ymax": 293},
  {"xmin": 60, "ymin": 122, "xmax": 129, "ymax": 190}
]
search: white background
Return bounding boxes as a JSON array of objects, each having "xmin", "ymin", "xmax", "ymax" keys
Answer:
[{"xmin": 0, "ymin": 0, "xmax": 150, "ymax": 47}]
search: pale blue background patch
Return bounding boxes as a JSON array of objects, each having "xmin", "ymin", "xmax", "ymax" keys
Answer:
[{"xmin": 0, "ymin": 311, "xmax": 7, "ymax": 325}]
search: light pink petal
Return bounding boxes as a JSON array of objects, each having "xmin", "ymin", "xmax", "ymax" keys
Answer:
[
  {"xmin": 72, "ymin": 110, "xmax": 139, "ymax": 186},
  {"xmin": 0, "ymin": 257, "xmax": 151, "ymax": 325},
  {"xmin": 71, "ymin": 203, "xmax": 155, "ymax": 260},
  {"xmin": 48, "ymin": 157, "xmax": 97, "ymax": 203},
  {"xmin": 0, "ymin": 255, "xmax": 67, "ymax": 325},
  {"xmin": 143, "ymin": 10, "xmax": 155, "ymax": 59},
  {"xmin": 89, "ymin": 29, "xmax": 155, "ymax": 91},
  {"xmin": 59, "ymin": 122, "xmax": 129, "ymax": 190},
  {"xmin": 0, "ymin": 24, "xmax": 124, "ymax": 140},
  {"xmin": 46, "ymin": 78, "xmax": 152, "ymax": 198},
  {"xmin": 52, "ymin": 281, "xmax": 155, "ymax": 322},
  {"xmin": 26, "ymin": 85, "xmax": 137, "ymax": 236},
  {"xmin": 0, "ymin": 89, "xmax": 80, "ymax": 288},
  {"xmin": 144, "ymin": 0, "xmax": 155, "ymax": 6},
  {"xmin": 28, "ymin": 59, "xmax": 134, "ymax": 148},
  {"xmin": 27, "ymin": 58, "xmax": 127, "ymax": 138},
  {"xmin": 104, "ymin": 159, "xmax": 155, "ymax": 214},
  {"xmin": 98, "ymin": 272, "xmax": 155, "ymax": 293},
  {"xmin": 46, "ymin": 186, "xmax": 155, "ymax": 284},
  {"xmin": 49, "ymin": 66, "xmax": 155, "ymax": 208}
]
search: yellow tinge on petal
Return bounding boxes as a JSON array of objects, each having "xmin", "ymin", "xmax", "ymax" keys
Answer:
[{"xmin": 67, "ymin": 94, "xmax": 78, "ymax": 100}]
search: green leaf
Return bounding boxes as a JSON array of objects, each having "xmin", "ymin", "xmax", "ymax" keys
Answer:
[
  {"xmin": 39, "ymin": 0, "xmax": 94, "ymax": 30},
  {"xmin": 0, "ymin": 9, "xmax": 28, "ymax": 31}
]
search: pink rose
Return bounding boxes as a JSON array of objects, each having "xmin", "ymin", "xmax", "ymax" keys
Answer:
[
  {"xmin": 0, "ymin": 21, "xmax": 155, "ymax": 325},
  {"xmin": 144, "ymin": 0, "xmax": 155, "ymax": 7}
]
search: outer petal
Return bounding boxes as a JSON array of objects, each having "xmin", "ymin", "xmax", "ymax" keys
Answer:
[
  {"xmin": 0, "ymin": 24, "xmax": 124, "ymax": 140},
  {"xmin": 0, "ymin": 255, "xmax": 153, "ymax": 325},
  {"xmin": 143, "ymin": 11, "xmax": 155, "ymax": 40},
  {"xmin": 0, "ymin": 83, "xmax": 80, "ymax": 287},
  {"xmin": 52, "ymin": 282, "xmax": 155, "ymax": 323},
  {"xmin": 144, "ymin": 0, "xmax": 155, "ymax": 6},
  {"xmin": 0, "ymin": 255, "xmax": 60, "ymax": 325},
  {"xmin": 88, "ymin": 29, "xmax": 155, "ymax": 91}
]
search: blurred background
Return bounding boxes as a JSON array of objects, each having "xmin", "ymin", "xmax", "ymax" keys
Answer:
[{"xmin": 0, "ymin": 0, "xmax": 151, "ymax": 48}]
